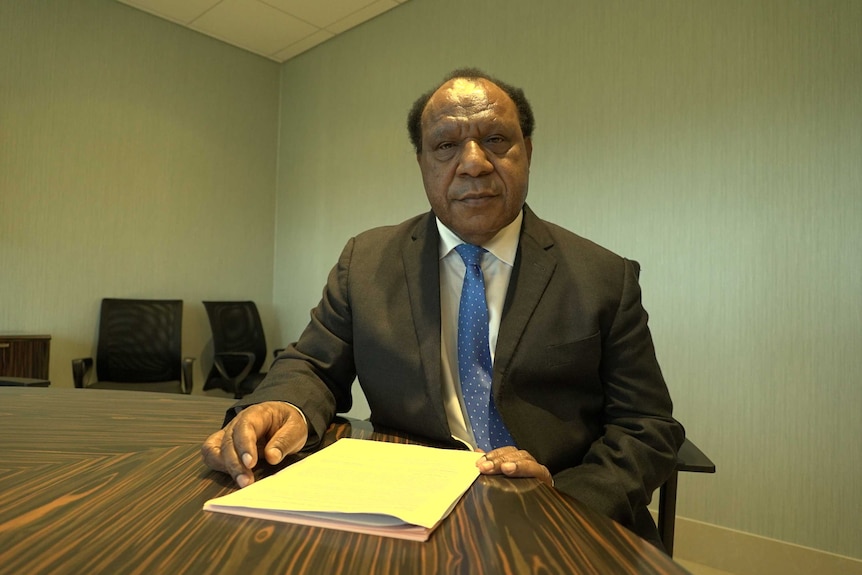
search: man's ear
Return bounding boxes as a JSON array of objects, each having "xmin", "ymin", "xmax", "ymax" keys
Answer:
[{"xmin": 524, "ymin": 137, "xmax": 533, "ymax": 165}]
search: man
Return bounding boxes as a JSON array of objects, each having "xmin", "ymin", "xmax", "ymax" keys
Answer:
[{"xmin": 201, "ymin": 68, "xmax": 685, "ymax": 548}]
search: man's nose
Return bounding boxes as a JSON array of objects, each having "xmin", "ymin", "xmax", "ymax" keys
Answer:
[{"xmin": 457, "ymin": 140, "xmax": 493, "ymax": 176}]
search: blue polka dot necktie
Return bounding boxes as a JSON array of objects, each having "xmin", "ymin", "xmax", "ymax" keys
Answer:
[{"xmin": 454, "ymin": 244, "xmax": 516, "ymax": 452}]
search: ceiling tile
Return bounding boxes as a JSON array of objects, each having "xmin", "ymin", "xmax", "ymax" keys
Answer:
[
  {"xmin": 116, "ymin": 0, "xmax": 221, "ymax": 24},
  {"xmin": 271, "ymin": 29, "xmax": 335, "ymax": 62},
  {"xmin": 325, "ymin": 0, "xmax": 399, "ymax": 35},
  {"xmin": 114, "ymin": 0, "xmax": 410, "ymax": 62},
  {"xmin": 263, "ymin": 0, "xmax": 380, "ymax": 28},
  {"xmin": 190, "ymin": 0, "xmax": 319, "ymax": 58}
]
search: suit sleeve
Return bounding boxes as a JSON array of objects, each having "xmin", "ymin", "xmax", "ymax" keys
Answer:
[
  {"xmin": 225, "ymin": 239, "xmax": 358, "ymax": 447},
  {"xmin": 552, "ymin": 259, "xmax": 685, "ymax": 532}
]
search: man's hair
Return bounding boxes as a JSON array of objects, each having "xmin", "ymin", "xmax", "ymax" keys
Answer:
[{"xmin": 406, "ymin": 67, "xmax": 535, "ymax": 153}]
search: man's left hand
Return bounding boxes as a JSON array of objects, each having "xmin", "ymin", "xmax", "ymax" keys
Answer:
[{"xmin": 477, "ymin": 446, "xmax": 554, "ymax": 487}]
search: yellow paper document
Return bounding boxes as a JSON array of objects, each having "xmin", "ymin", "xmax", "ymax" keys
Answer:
[{"xmin": 203, "ymin": 438, "xmax": 483, "ymax": 541}]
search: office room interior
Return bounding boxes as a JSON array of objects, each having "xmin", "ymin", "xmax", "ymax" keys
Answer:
[{"xmin": 1, "ymin": 1, "xmax": 859, "ymax": 574}]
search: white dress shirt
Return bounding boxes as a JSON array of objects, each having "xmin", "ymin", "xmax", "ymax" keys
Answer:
[{"xmin": 436, "ymin": 211, "xmax": 523, "ymax": 449}]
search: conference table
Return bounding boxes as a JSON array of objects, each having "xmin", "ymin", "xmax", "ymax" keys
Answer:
[{"xmin": 0, "ymin": 387, "xmax": 690, "ymax": 574}]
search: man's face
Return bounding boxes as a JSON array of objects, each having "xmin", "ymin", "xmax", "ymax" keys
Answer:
[{"xmin": 417, "ymin": 78, "xmax": 532, "ymax": 245}]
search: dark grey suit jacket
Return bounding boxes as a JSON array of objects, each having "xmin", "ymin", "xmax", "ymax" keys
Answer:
[{"xmin": 232, "ymin": 205, "xmax": 685, "ymax": 545}]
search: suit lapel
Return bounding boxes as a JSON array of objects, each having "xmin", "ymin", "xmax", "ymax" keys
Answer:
[
  {"xmin": 401, "ymin": 213, "xmax": 450, "ymax": 433},
  {"xmin": 494, "ymin": 206, "xmax": 557, "ymax": 380}
]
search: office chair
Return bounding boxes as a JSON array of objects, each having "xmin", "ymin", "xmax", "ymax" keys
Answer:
[
  {"xmin": 72, "ymin": 298, "xmax": 194, "ymax": 394},
  {"xmin": 629, "ymin": 260, "xmax": 716, "ymax": 556},
  {"xmin": 202, "ymin": 301, "xmax": 274, "ymax": 399}
]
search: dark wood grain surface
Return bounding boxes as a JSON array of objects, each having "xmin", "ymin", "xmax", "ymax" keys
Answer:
[
  {"xmin": 0, "ymin": 387, "xmax": 690, "ymax": 575},
  {"xmin": 0, "ymin": 334, "xmax": 51, "ymax": 380}
]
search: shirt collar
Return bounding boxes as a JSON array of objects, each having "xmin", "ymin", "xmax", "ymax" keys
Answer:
[{"xmin": 436, "ymin": 209, "xmax": 523, "ymax": 266}]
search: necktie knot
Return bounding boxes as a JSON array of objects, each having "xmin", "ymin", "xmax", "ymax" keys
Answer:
[{"xmin": 455, "ymin": 243, "xmax": 485, "ymax": 268}]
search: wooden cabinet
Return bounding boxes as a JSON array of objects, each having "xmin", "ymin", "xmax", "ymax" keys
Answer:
[{"xmin": 0, "ymin": 335, "xmax": 51, "ymax": 380}]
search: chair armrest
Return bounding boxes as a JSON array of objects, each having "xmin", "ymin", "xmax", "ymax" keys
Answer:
[
  {"xmin": 659, "ymin": 437, "xmax": 715, "ymax": 556},
  {"xmin": 181, "ymin": 357, "xmax": 195, "ymax": 394},
  {"xmin": 212, "ymin": 352, "xmax": 255, "ymax": 396},
  {"xmin": 71, "ymin": 358, "xmax": 94, "ymax": 389},
  {"xmin": 272, "ymin": 348, "xmax": 285, "ymax": 358},
  {"xmin": 676, "ymin": 438, "xmax": 716, "ymax": 473}
]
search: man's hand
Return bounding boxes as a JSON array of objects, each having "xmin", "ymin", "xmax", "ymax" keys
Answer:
[
  {"xmin": 201, "ymin": 401, "xmax": 308, "ymax": 488},
  {"xmin": 477, "ymin": 446, "xmax": 554, "ymax": 487}
]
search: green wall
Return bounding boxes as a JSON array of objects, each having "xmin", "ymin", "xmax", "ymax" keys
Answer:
[
  {"xmin": 0, "ymin": 0, "xmax": 281, "ymax": 387},
  {"xmin": 274, "ymin": 0, "xmax": 862, "ymax": 560}
]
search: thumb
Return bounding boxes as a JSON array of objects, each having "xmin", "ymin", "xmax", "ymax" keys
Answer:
[{"xmin": 263, "ymin": 409, "xmax": 307, "ymax": 464}]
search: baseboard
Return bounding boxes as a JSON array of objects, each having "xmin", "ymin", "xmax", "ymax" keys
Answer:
[{"xmin": 662, "ymin": 514, "xmax": 862, "ymax": 575}]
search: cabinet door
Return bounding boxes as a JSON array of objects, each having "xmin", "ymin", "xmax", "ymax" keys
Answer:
[{"xmin": 0, "ymin": 337, "xmax": 51, "ymax": 379}]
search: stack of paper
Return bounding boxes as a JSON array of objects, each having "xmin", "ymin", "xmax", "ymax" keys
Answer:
[{"xmin": 203, "ymin": 438, "xmax": 483, "ymax": 541}]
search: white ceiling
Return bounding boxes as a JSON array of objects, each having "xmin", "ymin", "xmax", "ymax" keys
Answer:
[{"xmin": 115, "ymin": 0, "xmax": 409, "ymax": 63}]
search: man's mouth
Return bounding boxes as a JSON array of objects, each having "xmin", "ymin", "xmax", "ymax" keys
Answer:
[{"xmin": 456, "ymin": 192, "xmax": 496, "ymax": 202}]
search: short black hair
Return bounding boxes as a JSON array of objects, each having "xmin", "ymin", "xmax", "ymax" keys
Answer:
[{"xmin": 406, "ymin": 67, "xmax": 535, "ymax": 153}]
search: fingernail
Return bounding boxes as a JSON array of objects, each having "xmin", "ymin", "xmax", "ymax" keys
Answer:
[
  {"xmin": 236, "ymin": 474, "xmax": 250, "ymax": 488},
  {"xmin": 501, "ymin": 462, "xmax": 516, "ymax": 474},
  {"xmin": 266, "ymin": 448, "xmax": 282, "ymax": 462},
  {"xmin": 241, "ymin": 453, "xmax": 253, "ymax": 467},
  {"xmin": 479, "ymin": 460, "xmax": 494, "ymax": 471}
]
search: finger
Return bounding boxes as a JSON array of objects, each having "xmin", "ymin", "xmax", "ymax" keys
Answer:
[
  {"xmin": 482, "ymin": 446, "xmax": 519, "ymax": 461},
  {"xmin": 481, "ymin": 448, "xmax": 535, "ymax": 470},
  {"xmin": 230, "ymin": 415, "xmax": 263, "ymax": 471},
  {"xmin": 229, "ymin": 402, "xmax": 292, "ymax": 467},
  {"xmin": 204, "ymin": 402, "xmax": 310, "ymax": 489},
  {"xmin": 263, "ymin": 405, "xmax": 308, "ymax": 464},
  {"xmin": 477, "ymin": 446, "xmax": 517, "ymax": 472},
  {"xmin": 500, "ymin": 460, "xmax": 554, "ymax": 486},
  {"xmin": 477, "ymin": 452, "xmax": 516, "ymax": 473},
  {"xmin": 478, "ymin": 455, "xmax": 498, "ymax": 474},
  {"xmin": 201, "ymin": 429, "xmax": 228, "ymax": 472},
  {"xmin": 231, "ymin": 402, "xmax": 310, "ymax": 476},
  {"xmin": 222, "ymin": 422, "xmax": 255, "ymax": 487}
]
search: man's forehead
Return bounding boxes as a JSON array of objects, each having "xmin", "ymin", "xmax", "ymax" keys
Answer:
[
  {"xmin": 428, "ymin": 78, "xmax": 498, "ymax": 109},
  {"xmin": 422, "ymin": 79, "xmax": 512, "ymax": 127},
  {"xmin": 441, "ymin": 77, "xmax": 491, "ymax": 100}
]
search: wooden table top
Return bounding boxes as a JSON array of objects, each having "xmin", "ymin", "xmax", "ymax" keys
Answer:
[{"xmin": 0, "ymin": 387, "xmax": 690, "ymax": 575}]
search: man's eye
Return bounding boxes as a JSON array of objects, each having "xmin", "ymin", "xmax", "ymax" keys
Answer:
[
  {"xmin": 484, "ymin": 136, "xmax": 510, "ymax": 152},
  {"xmin": 437, "ymin": 142, "xmax": 455, "ymax": 150}
]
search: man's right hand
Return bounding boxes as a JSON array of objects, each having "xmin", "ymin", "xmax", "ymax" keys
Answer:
[{"xmin": 200, "ymin": 401, "xmax": 308, "ymax": 488}]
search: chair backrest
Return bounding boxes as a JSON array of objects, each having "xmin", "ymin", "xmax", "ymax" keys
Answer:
[
  {"xmin": 96, "ymin": 298, "xmax": 183, "ymax": 383},
  {"xmin": 203, "ymin": 301, "xmax": 268, "ymax": 377}
]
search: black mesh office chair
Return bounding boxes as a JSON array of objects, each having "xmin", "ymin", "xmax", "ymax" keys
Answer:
[
  {"xmin": 202, "ymin": 301, "xmax": 273, "ymax": 399},
  {"xmin": 629, "ymin": 260, "xmax": 716, "ymax": 556},
  {"xmin": 72, "ymin": 298, "xmax": 194, "ymax": 394}
]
